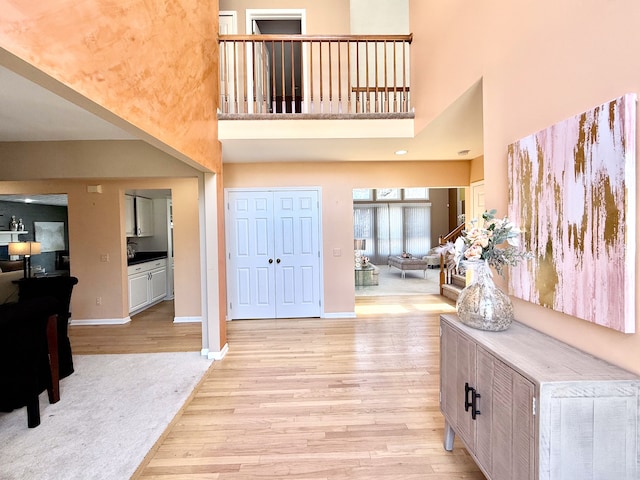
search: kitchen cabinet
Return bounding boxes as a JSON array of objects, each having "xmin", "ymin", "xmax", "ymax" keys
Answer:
[
  {"xmin": 125, "ymin": 195, "xmax": 135, "ymax": 236},
  {"xmin": 125, "ymin": 195, "xmax": 154, "ymax": 237},
  {"xmin": 128, "ymin": 258, "xmax": 167, "ymax": 314},
  {"xmin": 440, "ymin": 313, "xmax": 640, "ymax": 480},
  {"xmin": 135, "ymin": 196, "xmax": 154, "ymax": 237}
]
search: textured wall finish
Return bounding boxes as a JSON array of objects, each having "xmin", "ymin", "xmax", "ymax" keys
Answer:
[
  {"xmin": 508, "ymin": 94, "xmax": 636, "ymax": 333},
  {"xmin": 0, "ymin": 1, "xmax": 219, "ymax": 171}
]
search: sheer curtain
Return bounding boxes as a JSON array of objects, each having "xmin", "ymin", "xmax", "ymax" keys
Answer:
[{"xmin": 354, "ymin": 203, "xmax": 431, "ymax": 264}]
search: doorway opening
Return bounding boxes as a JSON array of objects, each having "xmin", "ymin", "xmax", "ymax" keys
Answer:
[
  {"xmin": 246, "ymin": 9, "xmax": 308, "ymax": 113},
  {"xmin": 352, "ymin": 187, "xmax": 464, "ymax": 298},
  {"xmin": 254, "ymin": 19, "xmax": 302, "ymax": 113}
]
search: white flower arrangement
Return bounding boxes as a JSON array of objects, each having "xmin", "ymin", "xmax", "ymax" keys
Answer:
[{"xmin": 440, "ymin": 209, "xmax": 531, "ymax": 277}]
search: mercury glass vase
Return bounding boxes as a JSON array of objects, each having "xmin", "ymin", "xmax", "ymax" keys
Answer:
[{"xmin": 456, "ymin": 260, "xmax": 514, "ymax": 331}]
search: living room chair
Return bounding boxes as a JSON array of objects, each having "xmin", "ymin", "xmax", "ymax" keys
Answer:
[
  {"xmin": 0, "ymin": 297, "xmax": 60, "ymax": 427},
  {"xmin": 16, "ymin": 276, "xmax": 79, "ymax": 379}
]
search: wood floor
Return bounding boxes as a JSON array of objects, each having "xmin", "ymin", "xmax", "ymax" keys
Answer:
[
  {"xmin": 69, "ymin": 295, "xmax": 485, "ymax": 479},
  {"xmin": 69, "ymin": 300, "xmax": 202, "ymax": 354}
]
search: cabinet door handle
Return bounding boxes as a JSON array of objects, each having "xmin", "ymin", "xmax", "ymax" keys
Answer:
[
  {"xmin": 276, "ymin": 258, "xmax": 281, "ymax": 264},
  {"xmin": 464, "ymin": 383, "xmax": 481, "ymax": 419},
  {"xmin": 471, "ymin": 389, "xmax": 481, "ymax": 420},
  {"xmin": 269, "ymin": 258, "xmax": 274, "ymax": 264}
]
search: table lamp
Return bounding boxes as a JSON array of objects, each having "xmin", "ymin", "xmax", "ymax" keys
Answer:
[{"xmin": 8, "ymin": 241, "xmax": 41, "ymax": 278}]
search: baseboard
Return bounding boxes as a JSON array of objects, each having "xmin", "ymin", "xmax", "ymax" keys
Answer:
[
  {"xmin": 322, "ymin": 311, "xmax": 356, "ymax": 318},
  {"xmin": 71, "ymin": 317, "xmax": 131, "ymax": 326},
  {"xmin": 173, "ymin": 316, "xmax": 202, "ymax": 323},
  {"xmin": 207, "ymin": 343, "xmax": 229, "ymax": 361}
]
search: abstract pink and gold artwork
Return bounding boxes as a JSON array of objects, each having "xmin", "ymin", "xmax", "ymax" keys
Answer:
[{"xmin": 508, "ymin": 94, "xmax": 636, "ymax": 333}]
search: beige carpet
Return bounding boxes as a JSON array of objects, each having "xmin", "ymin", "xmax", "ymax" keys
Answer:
[
  {"xmin": 0, "ymin": 352, "xmax": 212, "ymax": 480},
  {"xmin": 355, "ymin": 264, "xmax": 441, "ymax": 296}
]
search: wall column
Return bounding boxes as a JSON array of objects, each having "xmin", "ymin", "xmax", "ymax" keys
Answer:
[{"xmin": 199, "ymin": 172, "xmax": 226, "ymax": 359}]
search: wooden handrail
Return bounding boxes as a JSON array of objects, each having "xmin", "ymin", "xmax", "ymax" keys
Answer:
[
  {"xmin": 219, "ymin": 34, "xmax": 413, "ymax": 42},
  {"xmin": 439, "ymin": 223, "xmax": 465, "ymax": 245},
  {"xmin": 438, "ymin": 223, "xmax": 466, "ymax": 295}
]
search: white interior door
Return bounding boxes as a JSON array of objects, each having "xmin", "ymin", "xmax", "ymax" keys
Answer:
[
  {"xmin": 226, "ymin": 189, "xmax": 321, "ymax": 320},
  {"xmin": 227, "ymin": 191, "xmax": 276, "ymax": 319},
  {"xmin": 273, "ymin": 190, "xmax": 321, "ymax": 318},
  {"xmin": 470, "ymin": 181, "xmax": 485, "ymax": 226}
]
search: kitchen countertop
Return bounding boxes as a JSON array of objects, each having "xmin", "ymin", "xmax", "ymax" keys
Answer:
[{"xmin": 127, "ymin": 251, "xmax": 168, "ymax": 266}]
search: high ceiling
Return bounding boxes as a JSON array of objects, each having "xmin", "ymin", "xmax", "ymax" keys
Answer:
[{"xmin": 0, "ymin": 64, "xmax": 483, "ymax": 164}]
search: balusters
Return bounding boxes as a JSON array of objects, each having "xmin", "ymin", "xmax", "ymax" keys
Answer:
[{"xmin": 218, "ymin": 34, "xmax": 412, "ymax": 115}]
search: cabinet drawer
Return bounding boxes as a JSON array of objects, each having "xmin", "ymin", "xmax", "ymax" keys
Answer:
[{"xmin": 127, "ymin": 259, "xmax": 166, "ymax": 276}]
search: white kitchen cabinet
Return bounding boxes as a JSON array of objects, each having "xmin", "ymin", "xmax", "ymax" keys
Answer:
[
  {"xmin": 149, "ymin": 266, "xmax": 167, "ymax": 303},
  {"xmin": 128, "ymin": 258, "xmax": 167, "ymax": 314},
  {"xmin": 128, "ymin": 270, "xmax": 150, "ymax": 312},
  {"xmin": 134, "ymin": 196, "xmax": 154, "ymax": 237},
  {"xmin": 125, "ymin": 195, "xmax": 154, "ymax": 237},
  {"xmin": 440, "ymin": 313, "xmax": 640, "ymax": 480},
  {"xmin": 125, "ymin": 195, "xmax": 135, "ymax": 236}
]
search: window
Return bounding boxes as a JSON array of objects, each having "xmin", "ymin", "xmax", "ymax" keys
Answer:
[{"xmin": 354, "ymin": 202, "xmax": 431, "ymax": 264}]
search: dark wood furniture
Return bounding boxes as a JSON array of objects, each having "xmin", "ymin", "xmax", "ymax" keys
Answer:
[
  {"xmin": 0, "ymin": 298, "xmax": 60, "ymax": 427},
  {"xmin": 16, "ymin": 276, "xmax": 79, "ymax": 378}
]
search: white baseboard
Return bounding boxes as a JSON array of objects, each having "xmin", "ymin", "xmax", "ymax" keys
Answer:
[
  {"xmin": 322, "ymin": 311, "xmax": 356, "ymax": 318},
  {"xmin": 71, "ymin": 317, "xmax": 131, "ymax": 326},
  {"xmin": 173, "ymin": 316, "xmax": 202, "ymax": 323},
  {"xmin": 207, "ymin": 343, "xmax": 229, "ymax": 361}
]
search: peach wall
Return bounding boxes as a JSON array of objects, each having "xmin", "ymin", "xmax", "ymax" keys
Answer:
[
  {"xmin": 224, "ymin": 160, "xmax": 470, "ymax": 314},
  {"xmin": 469, "ymin": 155, "xmax": 484, "ymax": 183},
  {"xmin": 0, "ymin": 140, "xmax": 200, "ymax": 180},
  {"xmin": 412, "ymin": 0, "xmax": 640, "ymax": 373},
  {"xmin": 0, "ymin": 176, "xmax": 201, "ymax": 322},
  {"xmin": 0, "ymin": 1, "xmax": 220, "ymax": 172},
  {"xmin": 409, "ymin": 0, "xmax": 484, "ymax": 134},
  {"xmin": 219, "ymin": 0, "xmax": 350, "ymax": 34}
]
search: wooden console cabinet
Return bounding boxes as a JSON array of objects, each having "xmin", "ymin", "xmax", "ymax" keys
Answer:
[{"xmin": 440, "ymin": 313, "xmax": 640, "ymax": 480}]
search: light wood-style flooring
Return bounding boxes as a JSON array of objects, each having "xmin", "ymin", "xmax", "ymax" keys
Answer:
[
  {"xmin": 69, "ymin": 300, "xmax": 202, "ymax": 354},
  {"xmin": 69, "ymin": 296, "xmax": 485, "ymax": 479}
]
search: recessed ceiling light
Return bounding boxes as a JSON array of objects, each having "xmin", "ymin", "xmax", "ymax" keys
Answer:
[
  {"xmin": 24, "ymin": 198, "xmax": 34, "ymax": 203},
  {"xmin": 395, "ymin": 149, "xmax": 408, "ymax": 156},
  {"xmin": 457, "ymin": 149, "xmax": 470, "ymax": 156}
]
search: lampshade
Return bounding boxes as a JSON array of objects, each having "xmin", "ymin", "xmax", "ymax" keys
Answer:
[
  {"xmin": 353, "ymin": 239, "xmax": 366, "ymax": 251},
  {"xmin": 8, "ymin": 241, "xmax": 41, "ymax": 256}
]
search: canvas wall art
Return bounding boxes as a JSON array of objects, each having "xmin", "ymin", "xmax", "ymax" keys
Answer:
[
  {"xmin": 508, "ymin": 93, "xmax": 636, "ymax": 333},
  {"xmin": 34, "ymin": 221, "xmax": 66, "ymax": 252}
]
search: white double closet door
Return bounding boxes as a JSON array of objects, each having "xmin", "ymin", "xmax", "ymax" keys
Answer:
[{"xmin": 226, "ymin": 189, "xmax": 321, "ymax": 320}]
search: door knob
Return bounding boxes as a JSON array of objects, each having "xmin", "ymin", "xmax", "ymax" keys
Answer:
[
  {"xmin": 276, "ymin": 258, "xmax": 281, "ymax": 264},
  {"xmin": 268, "ymin": 258, "xmax": 273, "ymax": 264}
]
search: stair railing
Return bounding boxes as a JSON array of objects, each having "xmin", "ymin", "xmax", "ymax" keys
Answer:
[{"xmin": 437, "ymin": 223, "xmax": 465, "ymax": 295}]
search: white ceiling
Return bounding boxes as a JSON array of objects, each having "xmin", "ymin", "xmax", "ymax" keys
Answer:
[
  {"xmin": 0, "ymin": 65, "xmax": 135, "ymax": 142},
  {"xmin": 0, "ymin": 64, "xmax": 483, "ymax": 164}
]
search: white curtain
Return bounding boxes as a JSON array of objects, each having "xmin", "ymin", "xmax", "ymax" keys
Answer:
[{"xmin": 354, "ymin": 203, "xmax": 431, "ymax": 264}]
